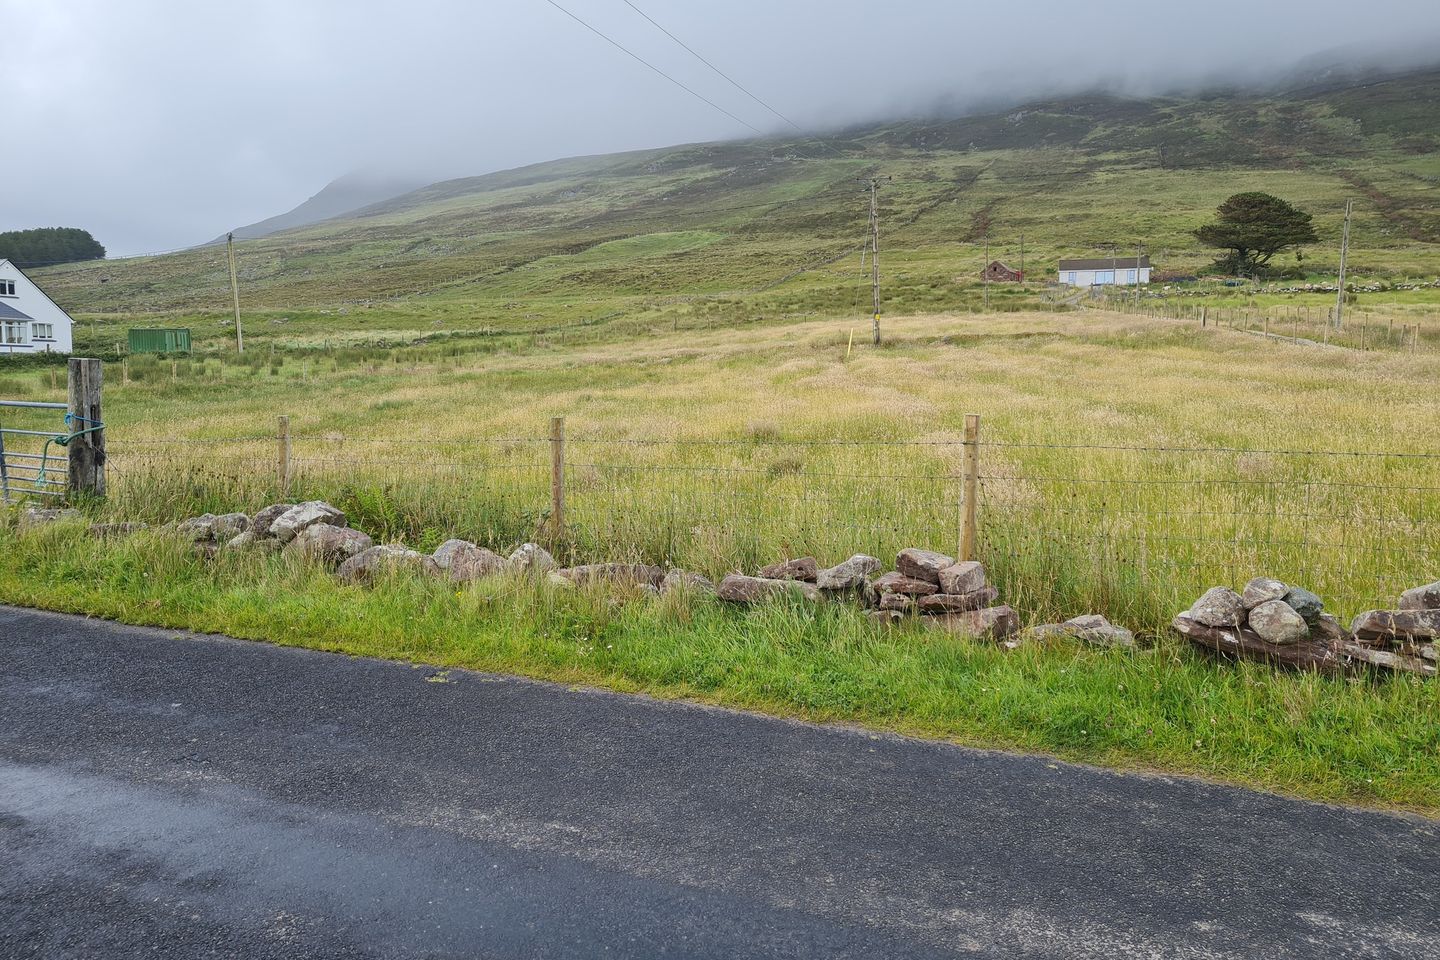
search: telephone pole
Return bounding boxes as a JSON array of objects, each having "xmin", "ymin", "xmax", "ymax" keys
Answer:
[
  {"xmin": 1134, "ymin": 243, "xmax": 1144, "ymax": 306},
  {"xmin": 1333, "ymin": 198, "xmax": 1352, "ymax": 330},
  {"xmin": 983, "ymin": 233, "xmax": 991, "ymax": 308},
  {"xmin": 227, "ymin": 232, "xmax": 244, "ymax": 353},
  {"xmin": 1018, "ymin": 233, "xmax": 1025, "ymax": 285},
  {"xmin": 859, "ymin": 176, "xmax": 891, "ymax": 344}
]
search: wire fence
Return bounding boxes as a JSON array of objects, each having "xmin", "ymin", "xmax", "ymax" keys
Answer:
[{"xmin": 96, "ymin": 425, "xmax": 1440, "ymax": 631}]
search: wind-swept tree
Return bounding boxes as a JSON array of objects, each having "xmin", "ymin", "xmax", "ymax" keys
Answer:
[{"xmin": 1194, "ymin": 193, "xmax": 1318, "ymax": 276}]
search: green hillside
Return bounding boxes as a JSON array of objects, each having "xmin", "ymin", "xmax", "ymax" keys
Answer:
[{"xmin": 34, "ymin": 69, "xmax": 1440, "ymax": 348}]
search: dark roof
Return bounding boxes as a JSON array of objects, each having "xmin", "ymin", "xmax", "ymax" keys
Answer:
[
  {"xmin": 0, "ymin": 300, "xmax": 34, "ymax": 321},
  {"xmin": 1058, "ymin": 256, "xmax": 1151, "ymax": 271}
]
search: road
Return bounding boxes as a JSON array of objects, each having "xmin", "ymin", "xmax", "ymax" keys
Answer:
[{"xmin": 2, "ymin": 605, "xmax": 1437, "ymax": 958}]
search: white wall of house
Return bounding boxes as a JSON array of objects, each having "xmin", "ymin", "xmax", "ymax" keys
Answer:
[
  {"xmin": 0, "ymin": 259, "xmax": 75, "ymax": 353},
  {"xmin": 1057, "ymin": 266, "xmax": 1152, "ymax": 287}
]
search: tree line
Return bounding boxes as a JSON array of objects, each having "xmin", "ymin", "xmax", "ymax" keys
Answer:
[{"xmin": 0, "ymin": 227, "xmax": 106, "ymax": 267}]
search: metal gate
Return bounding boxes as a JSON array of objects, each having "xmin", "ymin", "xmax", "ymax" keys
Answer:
[{"xmin": 0, "ymin": 399, "xmax": 69, "ymax": 502}]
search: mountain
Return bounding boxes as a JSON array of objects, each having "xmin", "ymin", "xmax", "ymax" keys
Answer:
[
  {"xmin": 40, "ymin": 68, "xmax": 1440, "ymax": 320},
  {"xmin": 210, "ymin": 171, "xmax": 429, "ymax": 244}
]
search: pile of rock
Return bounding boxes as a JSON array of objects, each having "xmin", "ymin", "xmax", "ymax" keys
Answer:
[{"xmin": 1172, "ymin": 577, "xmax": 1437, "ymax": 678}]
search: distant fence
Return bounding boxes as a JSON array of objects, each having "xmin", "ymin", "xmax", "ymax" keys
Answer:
[{"xmin": 99, "ymin": 417, "xmax": 1440, "ymax": 630}]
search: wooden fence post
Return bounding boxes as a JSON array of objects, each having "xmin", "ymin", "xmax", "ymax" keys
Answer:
[
  {"xmin": 960, "ymin": 413, "xmax": 980, "ymax": 562},
  {"xmin": 66, "ymin": 358, "xmax": 105, "ymax": 498},
  {"xmin": 550, "ymin": 416, "xmax": 566, "ymax": 545},
  {"xmin": 277, "ymin": 415, "xmax": 291, "ymax": 498}
]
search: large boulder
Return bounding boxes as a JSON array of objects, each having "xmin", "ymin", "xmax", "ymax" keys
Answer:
[
  {"xmin": 556, "ymin": 563, "xmax": 665, "ymax": 588},
  {"xmin": 432, "ymin": 539, "xmax": 508, "ymax": 581},
  {"xmin": 177, "ymin": 513, "xmax": 219, "ymax": 542},
  {"xmin": 1350, "ymin": 609, "xmax": 1440, "ymax": 645},
  {"xmin": 758, "ymin": 557, "xmax": 818, "ymax": 583},
  {"xmin": 286, "ymin": 523, "xmax": 373, "ymax": 566},
  {"xmin": 917, "ymin": 586, "xmax": 999, "ymax": 616},
  {"xmin": 509, "ymin": 542, "xmax": 557, "ymax": 575},
  {"xmin": 660, "ymin": 570, "xmax": 715, "ymax": 595},
  {"xmin": 1247, "ymin": 600, "xmax": 1309, "ymax": 645},
  {"xmin": 1400, "ymin": 581, "xmax": 1440, "ymax": 611},
  {"xmin": 928, "ymin": 605, "xmax": 1020, "ymax": 641},
  {"xmin": 1062, "ymin": 614, "xmax": 1137, "ymax": 649},
  {"xmin": 338, "ymin": 544, "xmax": 440, "ymax": 586},
  {"xmin": 1187, "ymin": 587, "xmax": 1245, "ymax": 628},
  {"xmin": 816, "ymin": 554, "xmax": 882, "ymax": 591},
  {"xmin": 896, "ymin": 548, "xmax": 955, "ymax": 584},
  {"xmin": 938, "ymin": 561, "xmax": 986, "ymax": 596},
  {"xmin": 872, "ymin": 571, "xmax": 939, "ymax": 597},
  {"xmin": 878, "ymin": 592, "xmax": 915, "ymax": 613},
  {"xmin": 211, "ymin": 513, "xmax": 250, "ymax": 541},
  {"xmin": 270, "ymin": 501, "xmax": 345, "ymax": 543},
  {"xmin": 717, "ymin": 574, "xmax": 820, "ymax": 604},
  {"xmin": 251, "ymin": 503, "xmax": 296, "ymax": 539},
  {"xmin": 1241, "ymin": 577, "xmax": 1287, "ymax": 610}
]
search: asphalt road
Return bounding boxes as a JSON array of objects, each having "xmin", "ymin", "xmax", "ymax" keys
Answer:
[{"xmin": 2, "ymin": 605, "xmax": 1437, "ymax": 959}]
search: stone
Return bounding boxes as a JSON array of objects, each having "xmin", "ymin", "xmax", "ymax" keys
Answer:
[
  {"xmin": 1399, "ymin": 580, "xmax": 1440, "ymax": 611},
  {"xmin": 270, "ymin": 501, "xmax": 345, "ymax": 543},
  {"xmin": 432, "ymin": 539, "xmax": 508, "ymax": 581},
  {"xmin": 211, "ymin": 512, "xmax": 250, "ymax": 540},
  {"xmin": 337, "ymin": 544, "xmax": 440, "ymax": 586},
  {"xmin": 1312, "ymin": 613, "xmax": 1350, "ymax": 644},
  {"xmin": 251, "ymin": 503, "xmax": 296, "ymax": 539},
  {"xmin": 223, "ymin": 531, "xmax": 257, "ymax": 551},
  {"xmin": 18, "ymin": 505, "xmax": 80, "ymax": 529},
  {"xmin": 758, "ymin": 556, "xmax": 818, "ymax": 582},
  {"xmin": 1247, "ymin": 600, "xmax": 1310, "ymax": 645},
  {"xmin": 285, "ymin": 523, "xmax": 373, "ymax": 566},
  {"xmin": 1282, "ymin": 586, "xmax": 1324, "ymax": 623},
  {"xmin": 88, "ymin": 522, "xmax": 148, "ymax": 538},
  {"xmin": 937, "ymin": 561, "xmax": 986, "ymax": 596},
  {"xmin": 1421, "ymin": 645, "xmax": 1438, "ymax": 663},
  {"xmin": 867, "ymin": 609, "xmax": 906, "ymax": 627},
  {"xmin": 895, "ymin": 548, "xmax": 955, "ymax": 584},
  {"xmin": 1241, "ymin": 577, "xmax": 1288, "ymax": 610},
  {"xmin": 716, "ymin": 574, "xmax": 820, "ymax": 604},
  {"xmin": 878, "ymin": 592, "xmax": 914, "ymax": 612},
  {"xmin": 928, "ymin": 605, "xmax": 1020, "ymax": 641},
  {"xmin": 546, "ymin": 571, "xmax": 577, "ymax": 589},
  {"xmin": 1027, "ymin": 623, "xmax": 1073, "ymax": 641},
  {"xmin": 1350, "ymin": 609, "xmax": 1440, "ymax": 644},
  {"xmin": 556, "ymin": 563, "xmax": 666, "ymax": 588},
  {"xmin": 917, "ymin": 586, "xmax": 1000, "ymax": 616},
  {"xmin": 816, "ymin": 554, "xmax": 882, "ymax": 591},
  {"xmin": 660, "ymin": 570, "xmax": 715, "ymax": 595},
  {"xmin": 872, "ymin": 571, "xmax": 939, "ymax": 597},
  {"xmin": 1063, "ymin": 614, "xmax": 1137, "ymax": 649},
  {"xmin": 177, "ymin": 514, "xmax": 219, "ymax": 541},
  {"xmin": 1187, "ymin": 587, "xmax": 1245, "ymax": 628},
  {"xmin": 509, "ymin": 542, "xmax": 557, "ymax": 574}
]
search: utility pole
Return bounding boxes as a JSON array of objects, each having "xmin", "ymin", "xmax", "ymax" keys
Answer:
[
  {"xmin": 1135, "ymin": 243, "xmax": 1144, "ymax": 306},
  {"xmin": 227, "ymin": 232, "xmax": 244, "ymax": 353},
  {"xmin": 859, "ymin": 176, "xmax": 891, "ymax": 344},
  {"xmin": 1018, "ymin": 233, "xmax": 1025, "ymax": 285},
  {"xmin": 983, "ymin": 233, "xmax": 991, "ymax": 308},
  {"xmin": 1333, "ymin": 198, "xmax": 1352, "ymax": 330}
]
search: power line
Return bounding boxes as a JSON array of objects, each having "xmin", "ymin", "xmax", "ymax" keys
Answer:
[
  {"xmin": 619, "ymin": 0, "xmax": 799, "ymax": 132},
  {"xmin": 539, "ymin": 0, "xmax": 763, "ymax": 135}
]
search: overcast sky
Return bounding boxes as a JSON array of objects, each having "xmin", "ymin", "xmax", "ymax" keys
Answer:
[{"xmin": 4, "ymin": 0, "xmax": 1438, "ymax": 255}]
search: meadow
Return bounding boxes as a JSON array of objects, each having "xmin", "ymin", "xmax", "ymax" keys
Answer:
[{"xmin": 3, "ymin": 71, "xmax": 1440, "ymax": 809}]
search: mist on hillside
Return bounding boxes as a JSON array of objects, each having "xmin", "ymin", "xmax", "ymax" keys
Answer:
[{"xmin": 5, "ymin": 0, "xmax": 1439, "ymax": 254}]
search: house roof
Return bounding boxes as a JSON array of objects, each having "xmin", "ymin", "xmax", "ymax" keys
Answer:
[
  {"xmin": 0, "ymin": 258, "xmax": 78, "ymax": 325},
  {"xmin": 1058, "ymin": 256, "xmax": 1151, "ymax": 271},
  {"xmin": 0, "ymin": 300, "xmax": 34, "ymax": 321}
]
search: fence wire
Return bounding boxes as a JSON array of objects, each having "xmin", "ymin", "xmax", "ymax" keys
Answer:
[{"xmin": 100, "ymin": 430, "xmax": 1438, "ymax": 629}]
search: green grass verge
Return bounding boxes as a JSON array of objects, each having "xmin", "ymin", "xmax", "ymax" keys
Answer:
[{"xmin": 3, "ymin": 518, "xmax": 1437, "ymax": 815}]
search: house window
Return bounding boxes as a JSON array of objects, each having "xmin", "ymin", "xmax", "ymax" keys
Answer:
[
  {"xmin": 32, "ymin": 322, "xmax": 54, "ymax": 340},
  {"xmin": 1094, "ymin": 270, "xmax": 1115, "ymax": 285},
  {"xmin": 0, "ymin": 279, "xmax": 15, "ymax": 296},
  {"xmin": 1127, "ymin": 269, "xmax": 1137, "ymax": 283},
  {"xmin": 2, "ymin": 321, "xmax": 28, "ymax": 345},
  {"xmin": 1066, "ymin": 272, "xmax": 1078, "ymax": 284}
]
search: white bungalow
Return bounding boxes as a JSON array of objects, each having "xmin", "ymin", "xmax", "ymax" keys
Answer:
[
  {"xmin": 1057, "ymin": 255, "xmax": 1152, "ymax": 287},
  {"xmin": 0, "ymin": 259, "xmax": 75, "ymax": 354}
]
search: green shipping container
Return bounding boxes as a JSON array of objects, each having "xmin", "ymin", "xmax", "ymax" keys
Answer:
[{"xmin": 128, "ymin": 328, "xmax": 192, "ymax": 354}]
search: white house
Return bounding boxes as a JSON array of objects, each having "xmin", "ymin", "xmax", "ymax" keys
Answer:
[
  {"xmin": 0, "ymin": 259, "xmax": 75, "ymax": 354},
  {"xmin": 1057, "ymin": 255, "xmax": 1152, "ymax": 287}
]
